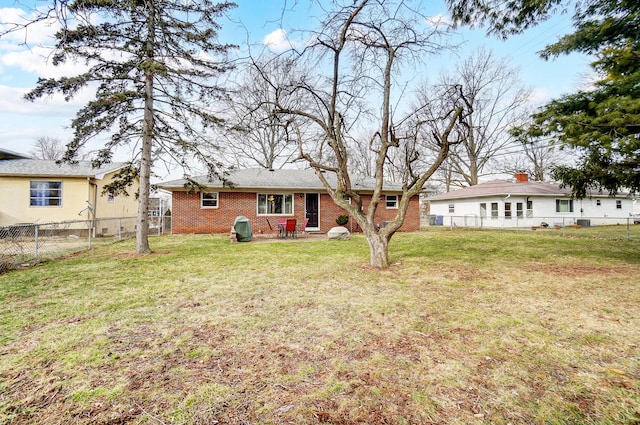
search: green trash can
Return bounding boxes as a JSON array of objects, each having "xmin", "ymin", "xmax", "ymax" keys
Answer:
[{"xmin": 233, "ymin": 216, "xmax": 252, "ymax": 242}]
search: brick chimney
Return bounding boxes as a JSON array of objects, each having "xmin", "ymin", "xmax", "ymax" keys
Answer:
[{"xmin": 515, "ymin": 172, "xmax": 529, "ymax": 183}]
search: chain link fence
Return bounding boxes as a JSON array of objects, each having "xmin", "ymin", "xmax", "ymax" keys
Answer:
[
  {"xmin": 424, "ymin": 214, "xmax": 640, "ymax": 241},
  {"xmin": 0, "ymin": 217, "xmax": 145, "ymax": 273}
]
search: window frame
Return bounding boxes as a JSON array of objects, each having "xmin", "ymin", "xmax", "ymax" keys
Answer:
[
  {"xmin": 479, "ymin": 203, "xmax": 487, "ymax": 218},
  {"xmin": 200, "ymin": 191, "xmax": 219, "ymax": 209},
  {"xmin": 386, "ymin": 194, "xmax": 398, "ymax": 209},
  {"xmin": 616, "ymin": 200, "xmax": 622, "ymax": 209},
  {"xmin": 30, "ymin": 180, "xmax": 62, "ymax": 207},
  {"xmin": 526, "ymin": 200, "xmax": 533, "ymax": 218},
  {"xmin": 516, "ymin": 202, "xmax": 524, "ymax": 218},
  {"xmin": 555, "ymin": 199, "xmax": 574, "ymax": 213},
  {"xmin": 257, "ymin": 193, "xmax": 293, "ymax": 215},
  {"xmin": 448, "ymin": 203, "xmax": 455, "ymax": 213},
  {"xmin": 491, "ymin": 202, "xmax": 499, "ymax": 218},
  {"xmin": 504, "ymin": 202, "xmax": 512, "ymax": 219}
]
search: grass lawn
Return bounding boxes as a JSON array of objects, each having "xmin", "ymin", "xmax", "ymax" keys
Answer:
[{"xmin": 1, "ymin": 230, "xmax": 639, "ymax": 424}]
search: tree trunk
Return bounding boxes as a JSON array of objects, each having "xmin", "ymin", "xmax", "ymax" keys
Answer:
[
  {"xmin": 136, "ymin": 6, "xmax": 155, "ymax": 255},
  {"xmin": 364, "ymin": 228, "xmax": 390, "ymax": 268},
  {"xmin": 136, "ymin": 68, "xmax": 153, "ymax": 255}
]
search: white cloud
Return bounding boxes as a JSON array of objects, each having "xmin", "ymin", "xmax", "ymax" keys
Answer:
[
  {"xmin": 1, "ymin": 46, "xmax": 91, "ymax": 79},
  {"xmin": 0, "ymin": 83, "xmax": 92, "ymax": 116},
  {"xmin": 528, "ymin": 87, "xmax": 551, "ymax": 106},
  {"xmin": 426, "ymin": 13, "xmax": 452, "ymax": 28},
  {"xmin": 0, "ymin": 7, "xmax": 59, "ymax": 45},
  {"xmin": 263, "ymin": 28, "xmax": 294, "ymax": 53}
]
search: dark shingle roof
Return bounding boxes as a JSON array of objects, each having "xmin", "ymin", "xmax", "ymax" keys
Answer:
[
  {"xmin": 0, "ymin": 148, "xmax": 30, "ymax": 160},
  {"xmin": 0, "ymin": 159, "xmax": 128, "ymax": 178},
  {"xmin": 157, "ymin": 168, "xmax": 407, "ymax": 192},
  {"xmin": 427, "ymin": 179, "xmax": 626, "ymax": 201}
]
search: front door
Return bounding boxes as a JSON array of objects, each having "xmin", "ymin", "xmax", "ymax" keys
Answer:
[{"xmin": 305, "ymin": 193, "xmax": 319, "ymax": 230}]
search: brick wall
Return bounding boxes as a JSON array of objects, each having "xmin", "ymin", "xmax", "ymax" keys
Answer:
[{"xmin": 171, "ymin": 190, "xmax": 420, "ymax": 234}]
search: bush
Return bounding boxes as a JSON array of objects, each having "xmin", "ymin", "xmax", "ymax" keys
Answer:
[{"xmin": 336, "ymin": 215, "xmax": 349, "ymax": 226}]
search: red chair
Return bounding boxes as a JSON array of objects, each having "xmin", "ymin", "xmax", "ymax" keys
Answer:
[
  {"xmin": 298, "ymin": 217, "xmax": 309, "ymax": 237},
  {"xmin": 277, "ymin": 217, "xmax": 287, "ymax": 238},
  {"xmin": 285, "ymin": 218, "xmax": 297, "ymax": 238}
]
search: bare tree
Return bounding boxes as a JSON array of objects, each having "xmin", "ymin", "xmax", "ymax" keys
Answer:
[
  {"xmin": 256, "ymin": 0, "xmax": 471, "ymax": 268},
  {"xmin": 502, "ymin": 132, "xmax": 569, "ymax": 181},
  {"xmin": 438, "ymin": 47, "xmax": 531, "ymax": 186},
  {"xmin": 29, "ymin": 137, "xmax": 66, "ymax": 160},
  {"xmin": 222, "ymin": 56, "xmax": 308, "ymax": 169},
  {"xmin": 348, "ymin": 132, "xmax": 377, "ymax": 178}
]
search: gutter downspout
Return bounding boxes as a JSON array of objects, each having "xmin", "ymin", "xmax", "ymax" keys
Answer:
[{"xmin": 87, "ymin": 177, "xmax": 98, "ymax": 240}]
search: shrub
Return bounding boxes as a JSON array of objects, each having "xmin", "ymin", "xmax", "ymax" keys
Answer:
[{"xmin": 336, "ymin": 215, "xmax": 349, "ymax": 226}]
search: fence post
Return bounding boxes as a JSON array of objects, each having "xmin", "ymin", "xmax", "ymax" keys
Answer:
[
  {"xmin": 34, "ymin": 224, "xmax": 39, "ymax": 263},
  {"xmin": 88, "ymin": 220, "xmax": 92, "ymax": 249},
  {"xmin": 562, "ymin": 217, "xmax": 566, "ymax": 237},
  {"xmin": 627, "ymin": 218, "xmax": 631, "ymax": 241},
  {"xmin": 118, "ymin": 218, "xmax": 122, "ymax": 240}
]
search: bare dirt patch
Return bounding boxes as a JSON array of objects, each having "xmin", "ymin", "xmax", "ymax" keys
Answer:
[{"xmin": 522, "ymin": 262, "xmax": 633, "ymax": 278}]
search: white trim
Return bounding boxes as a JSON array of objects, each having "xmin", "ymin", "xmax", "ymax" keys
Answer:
[
  {"xmin": 29, "ymin": 180, "xmax": 63, "ymax": 207},
  {"xmin": 256, "ymin": 193, "xmax": 294, "ymax": 215},
  {"xmin": 305, "ymin": 193, "xmax": 320, "ymax": 231},
  {"xmin": 386, "ymin": 194, "xmax": 399, "ymax": 209},
  {"xmin": 200, "ymin": 191, "xmax": 219, "ymax": 209}
]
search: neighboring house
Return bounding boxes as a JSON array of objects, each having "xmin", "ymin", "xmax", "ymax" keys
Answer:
[
  {"xmin": 428, "ymin": 173, "xmax": 634, "ymax": 228},
  {"xmin": 156, "ymin": 168, "xmax": 421, "ymax": 234},
  {"xmin": 0, "ymin": 153, "xmax": 138, "ymax": 227},
  {"xmin": 0, "ymin": 148, "xmax": 29, "ymax": 160}
]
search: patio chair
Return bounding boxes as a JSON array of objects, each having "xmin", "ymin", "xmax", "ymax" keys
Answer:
[
  {"xmin": 277, "ymin": 217, "xmax": 287, "ymax": 238},
  {"xmin": 285, "ymin": 218, "xmax": 297, "ymax": 238},
  {"xmin": 298, "ymin": 217, "xmax": 309, "ymax": 237}
]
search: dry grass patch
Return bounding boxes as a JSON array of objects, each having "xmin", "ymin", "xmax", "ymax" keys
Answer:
[{"xmin": 1, "ymin": 231, "xmax": 639, "ymax": 424}]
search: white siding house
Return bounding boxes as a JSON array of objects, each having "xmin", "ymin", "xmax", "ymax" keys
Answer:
[{"xmin": 428, "ymin": 173, "xmax": 634, "ymax": 228}]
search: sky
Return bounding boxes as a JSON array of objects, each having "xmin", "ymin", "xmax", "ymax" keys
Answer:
[{"xmin": 0, "ymin": 0, "xmax": 593, "ymax": 180}]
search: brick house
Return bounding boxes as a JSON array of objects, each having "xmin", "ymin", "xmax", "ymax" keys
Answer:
[{"xmin": 156, "ymin": 168, "xmax": 421, "ymax": 234}]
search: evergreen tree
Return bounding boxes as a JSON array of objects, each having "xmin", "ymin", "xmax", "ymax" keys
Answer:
[
  {"xmin": 448, "ymin": 0, "xmax": 640, "ymax": 196},
  {"xmin": 24, "ymin": 0, "xmax": 237, "ymax": 253}
]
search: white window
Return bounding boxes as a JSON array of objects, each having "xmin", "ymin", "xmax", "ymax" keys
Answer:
[
  {"xmin": 201, "ymin": 192, "xmax": 218, "ymax": 208},
  {"xmin": 479, "ymin": 203, "xmax": 487, "ymax": 218},
  {"xmin": 107, "ymin": 192, "xmax": 115, "ymax": 203},
  {"xmin": 596, "ymin": 199, "xmax": 601, "ymax": 206},
  {"xmin": 448, "ymin": 203, "xmax": 455, "ymax": 213},
  {"xmin": 258, "ymin": 193, "xmax": 293, "ymax": 215},
  {"xmin": 616, "ymin": 200, "xmax": 622, "ymax": 209},
  {"xmin": 30, "ymin": 181, "xmax": 62, "ymax": 206},
  {"xmin": 526, "ymin": 200, "xmax": 533, "ymax": 218},
  {"xmin": 556, "ymin": 199, "xmax": 574, "ymax": 213},
  {"xmin": 491, "ymin": 202, "xmax": 498, "ymax": 218},
  {"xmin": 505, "ymin": 202, "xmax": 512, "ymax": 219},
  {"xmin": 386, "ymin": 195, "xmax": 398, "ymax": 209},
  {"xmin": 516, "ymin": 202, "xmax": 524, "ymax": 218}
]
